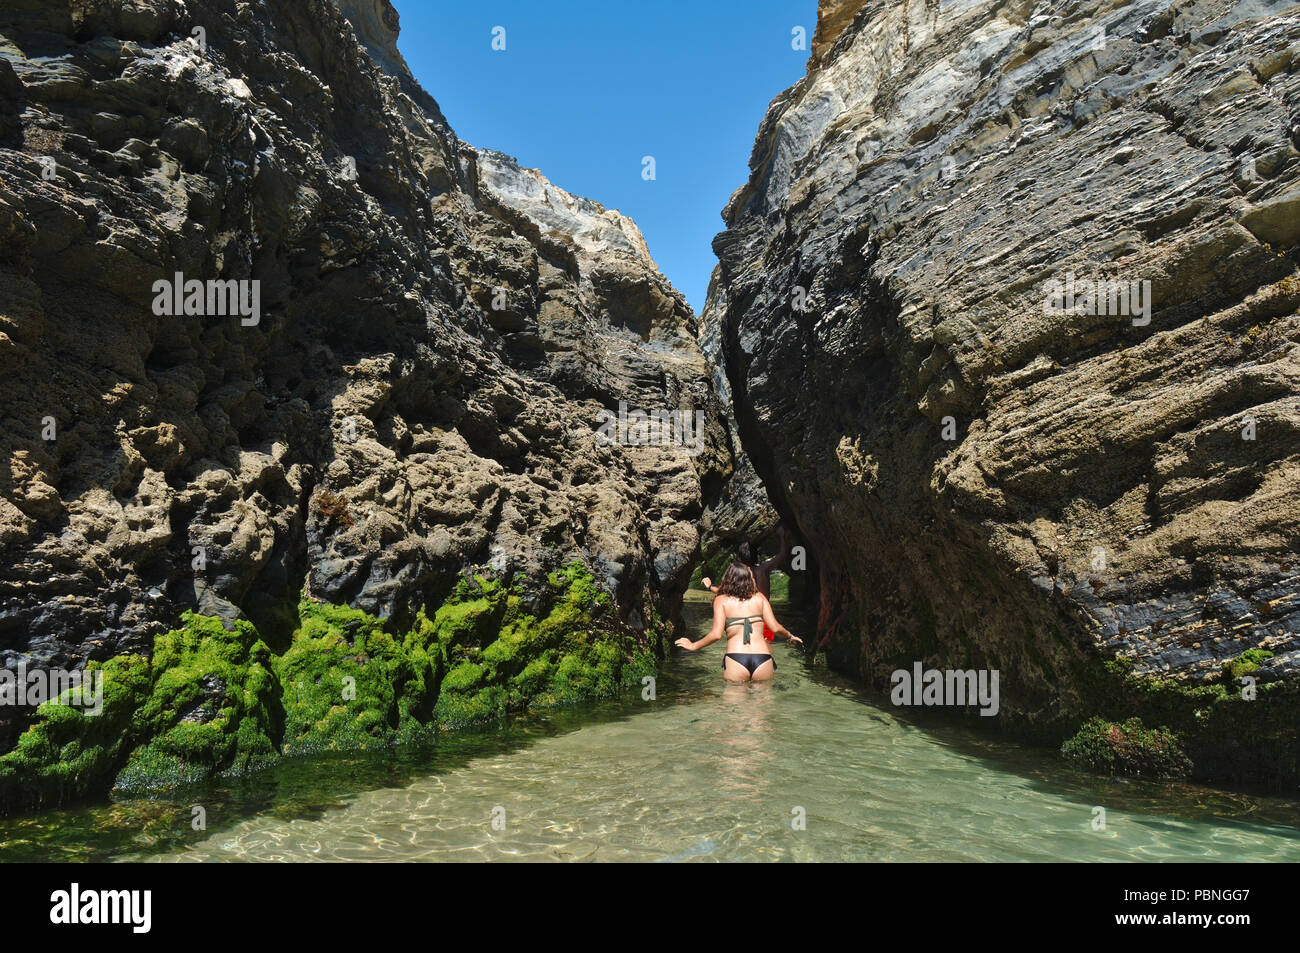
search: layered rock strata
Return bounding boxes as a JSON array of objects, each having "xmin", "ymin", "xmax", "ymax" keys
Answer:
[{"xmin": 712, "ymin": 0, "xmax": 1300, "ymax": 783}]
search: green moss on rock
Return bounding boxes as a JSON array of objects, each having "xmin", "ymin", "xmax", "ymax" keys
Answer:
[
  {"xmin": 0, "ymin": 655, "xmax": 151, "ymax": 811},
  {"xmin": 1057, "ymin": 648, "xmax": 1300, "ymax": 786},
  {"xmin": 432, "ymin": 563, "xmax": 653, "ymax": 728},
  {"xmin": 427, "ymin": 576, "xmax": 508, "ymax": 656},
  {"xmin": 275, "ymin": 598, "xmax": 442, "ymax": 754},
  {"xmin": 114, "ymin": 613, "xmax": 282, "ymax": 792},
  {"xmin": 0, "ymin": 561, "xmax": 657, "ymax": 813},
  {"xmin": 1062, "ymin": 717, "xmax": 1192, "ymax": 778},
  {"xmin": 1223, "ymin": 649, "xmax": 1275, "ymax": 685}
]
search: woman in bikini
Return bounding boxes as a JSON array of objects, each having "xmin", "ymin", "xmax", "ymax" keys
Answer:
[
  {"xmin": 675, "ymin": 563, "xmax": 801, "ymax": 681},
  {"xmin": 701, "ymin": 526, "xmax": 790, "ymax": 643}
]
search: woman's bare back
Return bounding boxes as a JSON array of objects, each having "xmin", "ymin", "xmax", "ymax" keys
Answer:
[{"xmin": 675, "ymin": 576, "xmax": 801, "ymax": 682}]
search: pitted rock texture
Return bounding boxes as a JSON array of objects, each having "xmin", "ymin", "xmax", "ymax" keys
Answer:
[
  {"xmin": 712, "ymin": 0, "xmax": 1300, "ymax": 779},
  {"xmin": 697, "ymin": 264, "xmax": 779, "ymax": 558},
  {"xmin": 0, "ymin": 0, "xmax": 732, "ymax": 749}
]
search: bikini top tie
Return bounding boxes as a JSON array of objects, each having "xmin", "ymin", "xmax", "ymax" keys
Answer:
[{"xmin": 724, "ymin": 614, "xmax": 765, "ymax": 645}]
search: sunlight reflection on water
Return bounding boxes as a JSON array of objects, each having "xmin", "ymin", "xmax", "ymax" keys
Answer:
[
  {"xmin": 133, "ymin": 605, "xmax": 1300, "ymax": 863},
  {"xmin": 3, "ymin": 601, "xmax": 1298, "ymax": 863}
]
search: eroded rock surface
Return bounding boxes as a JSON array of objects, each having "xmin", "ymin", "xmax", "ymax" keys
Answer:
[
  {"xmin": 0, "ymin": 0, "xmax": 734, "ymax": 791},
  {"xmin": 697, "ymin": 264, "xmax": 780, "ymax": 563},
  {"xmin": 713, "ymin": 0, "xmax": 1300, "ymax": 782}
]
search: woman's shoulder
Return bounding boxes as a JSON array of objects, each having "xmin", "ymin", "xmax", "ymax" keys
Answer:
[{"xmin": 718, "ymin": 594, "xmax": 766, "ymax": 614}]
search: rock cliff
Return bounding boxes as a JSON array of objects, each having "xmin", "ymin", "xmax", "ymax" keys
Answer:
[
  {"xmin": 711, "ymin": 0, "xmax": 1300, "ymax": 783},
  {"xmin": 0, "ymin": 0, "xmax": 734, "ymax": 807},
  {"xmin": 697, "ymin": 264, "xmax": 780, "ymax": 568}
]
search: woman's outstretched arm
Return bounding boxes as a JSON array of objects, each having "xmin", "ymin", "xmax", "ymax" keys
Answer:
[
  {"xmin": 676, "ymin": 599, "xmax": 726, "ymax": 651},
  {"xmin": 761, "ymin": 595, "xmax": 802, "ymax": 647}
]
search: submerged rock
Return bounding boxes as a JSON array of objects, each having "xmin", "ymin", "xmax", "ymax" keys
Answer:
[{"xmin": 711, "ymin": 0, "xmax": 1300, "ymax": 784}]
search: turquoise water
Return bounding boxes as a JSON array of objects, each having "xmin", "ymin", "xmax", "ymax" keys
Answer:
[{"xmin": 2, "ymin": 599, "xmax": 1299, "ymax": 862}]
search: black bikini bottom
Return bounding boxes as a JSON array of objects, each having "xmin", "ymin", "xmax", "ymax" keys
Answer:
[{"xmin": 724, "ymin": 653, "xmax": 775, "ymax": 675}]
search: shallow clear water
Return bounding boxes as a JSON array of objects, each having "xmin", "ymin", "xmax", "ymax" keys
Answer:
[{"xmin": 3, "ymin": 598, "xmax": 1299, "ymax": 862}]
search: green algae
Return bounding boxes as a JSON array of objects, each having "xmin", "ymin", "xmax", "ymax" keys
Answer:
[
  {"xmin": 431, "ymin": 565, "xmax": 655, "ymax": 728},
  {"xmin": 1060, "ymin": 655, "xmax": 1300, "ymax": 787},
  {"xmin": 1223, "ymin": 648, "xmax": 1275, "ymax": 685},
  {"xmin": 276, "ymin": 599, "xmax": 442, "ymax": 754},
  {"xmin": 114, "ymin": 613, "xmax": 282, "ymax": 793},
  {"xmin": 0, "ymin": 655, "xmax": 150, "ymax": 813},
  {"xmin": 0, "ymin": 561, "xmax": 659, "ymax": 813},
  {"xmin": 1062, "ymin": 716, "xmax": 1192, "ymax": 778}
]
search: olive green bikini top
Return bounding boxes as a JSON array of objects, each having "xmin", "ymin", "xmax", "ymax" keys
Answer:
[{"xmin": 724, "ymin": 614, "xmax": 765, "ymax": 645}]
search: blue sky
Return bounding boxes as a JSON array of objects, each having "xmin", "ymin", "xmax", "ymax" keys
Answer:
[{"xmin": 396, "ymin": 0, "xmax": 816, "ymax": 313}]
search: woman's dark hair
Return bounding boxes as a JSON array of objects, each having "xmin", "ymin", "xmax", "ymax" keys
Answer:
[
  {"xmin": 737, "ymin": 541, "xmax": 756, "ymax": 564},
  {"xmin": 717, "ymin": 562, "xmax": 757, "ymax": 600}
]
